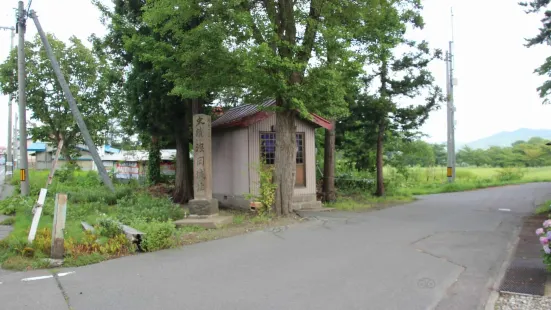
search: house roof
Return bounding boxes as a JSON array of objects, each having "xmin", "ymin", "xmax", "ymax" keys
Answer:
[
  {"xmin": 211, "ymin": 99, "xmax": 333, "ymax": 130},
  {"xmin": 104, "ymin": 145, "xmax": 120, "ymax": 154},
  {"xmin": 28, "ymin": 142, "xmax": 47, "ymax": 152},
  {"xmin": 75, "ymin": 144, "xmax": 120, "ymax": 154}
]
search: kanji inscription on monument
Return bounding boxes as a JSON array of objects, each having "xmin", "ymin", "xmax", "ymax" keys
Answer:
[
  {"xmin": 189, "ymin": 114, "xmax": 219, "ymax": 216},
  {"xmin": 174, "ymin": 113, "xmax": 232, "ymax": 227}
]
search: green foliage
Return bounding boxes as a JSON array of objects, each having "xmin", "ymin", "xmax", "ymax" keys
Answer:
[
  {"xmin": 333, "ymin": 162, "xmax": 376, "ymax": 194},
  {"xmin": 457, "ymin": 137, "xmax": 551, "ymax": 168},
  {"xmin": 115, "ymin": 194, "xmax": 184, "ymax": 224},
  {"xmin": 130, "ymin": 219, "xmax": 178, "ymax": 252},
  {"xmin": 495, "ymin": 167, "xmax": 525, "ymax": 182},
  {"xmin": 148, "ymin": 138, "xmax": 162, "ymax": 185},
  {"xmin": 520, "ymin": 0, "xmax": 551, "ymax": 103},
  {"xmin": 93, "ymin": 0, "xmax": 195, "ymax": 203},
  {"xmin": 63, "ymin": 252, "xmax": 107, "ymax": 267},
  {"xmin": 32, "ymin": 228, "xmax": 52, "ymax": 256},
  {"xmin": 0, "ymin": 195, "xmax": 34, "ymax": 216},
  {"xmin": 0, "ymin": 34, "xmax": 122, "ymax": 156},
  {"xmin": 245, "ymin": 160, "xmax": 277, "ymax": 216},
  {"xmin": 0, "ymin": 217, "xmax": 15, "ymax": 225},
  {"xmin": 96, "ymin": 218, "xmax": 124, "ymax": 239},
  {"xmin": 0, "ymin": 169, "xmax": 187, "ymax": 270}
]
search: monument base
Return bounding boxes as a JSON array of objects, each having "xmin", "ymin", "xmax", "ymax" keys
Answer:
[
  {"xmin": 188, "ymin": 198, "xmax": 219, "ymax": 216},
  {"xmin": 174, "ymin": 215, "xmax": 233, "ymax": 229}
]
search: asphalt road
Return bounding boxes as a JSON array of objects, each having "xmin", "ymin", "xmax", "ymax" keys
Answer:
[{"xmin": 1, "ymin": 183, "xmax": 550, "ymax": 310}]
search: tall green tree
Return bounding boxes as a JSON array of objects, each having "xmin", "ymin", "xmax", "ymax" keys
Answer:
[
  {"xmin": 372, "ymin": 41, "xmax": 442, "ymax": 196},
  {"xmin": 338, "ymin": 0, "xmax": 442, "ymax": 196},
  {"xmin": 521, "ymin": 0, "xmax": 551, "ymax": 103},
  {"xmin": 142, "ymin": 0, "xmax": 386, "ymax": 215},
  {"xmin": 93, "ymin": 0, "xmax": 205, "ymax": 201},
  {"xmin": 431, "ymin": 143, "xmax": 447, "ymax": 166},
  {"xmin": 0, "ymin": 33, "xmax": 119, "ymax": 162}
]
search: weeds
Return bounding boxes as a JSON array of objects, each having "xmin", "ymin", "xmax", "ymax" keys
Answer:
[{"xmin": 0, "ymin": 217, "xmax": 15, "ymax": 225}]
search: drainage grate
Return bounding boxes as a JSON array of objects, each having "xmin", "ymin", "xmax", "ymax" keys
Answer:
[
  {"xmin": 499, "ymin": 215, "xmax": 549, "ymax": 296},
  {"xmin": 499, "ymin": 264, "xmax": 547, "ymax": 296}
]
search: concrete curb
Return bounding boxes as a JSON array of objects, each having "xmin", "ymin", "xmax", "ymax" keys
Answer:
[{"xmin": 483, "ymin": 225, "xmax": 522, "ymax": 310}]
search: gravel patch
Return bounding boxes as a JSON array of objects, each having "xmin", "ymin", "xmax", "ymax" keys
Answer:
[{"xmin": 496, "ymin": 293, "xmax": 551, "ymax": 310}]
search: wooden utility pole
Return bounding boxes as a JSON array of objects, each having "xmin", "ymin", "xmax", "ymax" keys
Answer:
[
  {"xmin": 323, "ymin": 120, "xmax": 336, "ymax": 202},
  {"xmin": 51, "ymin": 193, "xmax": 67, "ymax": 259},
  {"xmin": 17, "ymin": 1, "xmax": 30, "ymax": 195},
  {"xmin": 30, "ymin": 10, "xmax": 115, "ymax": 192}
]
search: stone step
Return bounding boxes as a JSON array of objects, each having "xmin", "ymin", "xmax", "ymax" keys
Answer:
[
  {"xmin": 292, "ymin": 195, "xmax": 317, "ymax": 203},
  {"xmin": 292, "ymin": 200, "xmax": 323, "ymax": 210}
]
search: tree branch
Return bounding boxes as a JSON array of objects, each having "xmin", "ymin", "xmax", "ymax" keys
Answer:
[{"xmin": 297, "ymin": 0, "xmax": 322, "ymax": 64}]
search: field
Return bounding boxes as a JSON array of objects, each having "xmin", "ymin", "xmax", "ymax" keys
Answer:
[
  {"xmin": 327, "ymin": 166, "xmax": 551, "ymax": 211},
  {"xmin": 401, "ymin": 166, "xmax": 551, "ymax": 195}
]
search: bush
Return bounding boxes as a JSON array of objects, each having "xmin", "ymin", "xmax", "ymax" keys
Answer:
[
  {"xmin": 0, "ymin": 195, "xmax": 34, "ymax": 215},
  {"xmin": 245, "ymin": 160, "xmax": 276, "ymax": 215},
  {"xmin": 455, "ymin": 170, "xmax": 478, "ymax": 181},
  {"xmin": 65, "ymin": 230, "xmax": 134, "ymax": 259},
  {"xmin": 115, "ymin": 194, "xmax": 184, "ymax": 224},
  {"xmin": 130, "ymin": 219, "xmax": 178, "ymax": 252},
  {"xmin": 536, "ymin": 221, "xmax": 551, "ymax": 271},
  {"xmin": 495, "ymin": 167, "xmax": 525, "ymax": 182},
  {"xmin": 335, "ymin": 174, "xmax": 376, "ymax": 194},
  {"xmin": 32, "ymin": 227, "xmax": 52, "ymax": 256},
  {"xmin": 96, "ymin": 218, "xmax": 124, "ymax": 238}
]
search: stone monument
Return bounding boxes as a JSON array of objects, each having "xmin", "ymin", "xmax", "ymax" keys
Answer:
[
  {"xmin": 189, "ymin": 114, "xmax": 218, "ymax": 215},
  {"xmin": 175, "ymin": 114, "xmax": 232, "ymax": 228}
]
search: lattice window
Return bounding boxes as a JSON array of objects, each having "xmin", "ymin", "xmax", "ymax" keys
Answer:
[
  {"xmin": 260, "ymin": 133, "xmax": 276, "ymax": 165},
  {"xmin": 260, "ymin": 132, "xmax": 305, "ymax": 165}
]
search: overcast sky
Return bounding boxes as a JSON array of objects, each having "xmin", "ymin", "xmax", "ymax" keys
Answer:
[{"xmin": 0, "ymin": 0, "xmax": 549, "ymax": 148}]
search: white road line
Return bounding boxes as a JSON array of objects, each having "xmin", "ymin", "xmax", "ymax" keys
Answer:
[
  {"xmin": 57, "ymin": 271, "xmax": 75, "ymax": 277},
  {"xmin": 498, "ymin": 208, "xmax": 511, "ymax": 212},
  {"xmin": 21, "ymin": 275, "xmax": 53, "ymax": 282},
  {"xmin": 21, "ymin": 271, "xmax": 75, "ymax": 282}
]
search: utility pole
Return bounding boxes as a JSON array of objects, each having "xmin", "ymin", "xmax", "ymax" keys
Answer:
[
  {"xmin": 0, "ymin": 26, "xmax": 15, "ymax": 183},
  {"xmin": 14, "ymin": 112, "xmax": 18, "ymax": 169},
  {"xmin": 446, "ymin": 8, "xmax": 456, "ymax": 183},
  {"xmin": 30, "ymin": 10, "xmax": 115, "ymax": 192},
  {"xmin": 17, "ymin": 1, "xmax": 30, "ymax": 195}
]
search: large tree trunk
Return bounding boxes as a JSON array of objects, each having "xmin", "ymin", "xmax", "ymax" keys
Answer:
[
  {"xmin": 62, "ymin": 148, "xmax": 76, "ymax": 169},
  {"xmin": 375, "ymin": 121, "xmax": 385, "ymax": 197},
  {"xmin": 147, "ymin": 135, "xmax": 161, "ymax": 185},
  {"xmin": 172, "ymin": 111, "xmax": 193, "ymax": 204},
  {"xmin": 323, "ymin": 120, "xmax": 336, "ymax": 202},
  {"xmin": 274, "ymin": 108, "xmax": 297, "ymax": 216}
]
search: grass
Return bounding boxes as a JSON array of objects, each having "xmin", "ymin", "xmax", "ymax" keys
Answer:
[
  {"xmin": 326, "ymin": 194, "xmax": 414, "ymax": 212},
  {"xmin": 536, "ymin": 200, "xmax": 551, "ymax": 215},
  {"xmin": 329, "ymin": 166, "xmax": 551, "ymax": 212},
  {"xmin": 0, "ymin": 168, "xmax": 302, "ymax": 271},
  {"xmin": 387, "ymin": 166, "xmax": 551, "ymax": 196},
  {"xmin": 0, "ymin": 217, "xmax": 15, "ymax": 225}
]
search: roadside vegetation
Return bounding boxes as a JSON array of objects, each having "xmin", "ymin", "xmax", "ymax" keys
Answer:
[
  {"xmin": 322, "ymin": 136, "xmax": 551, "ymax": 211},
  {"xmin": 0, "ymin": 168, "xmax": 298, "ymax": 271}
]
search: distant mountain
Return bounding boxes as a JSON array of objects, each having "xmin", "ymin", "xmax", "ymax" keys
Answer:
[{"xmin": 463, "ymin": 128, "xmax": 551, "ymax": 150}]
